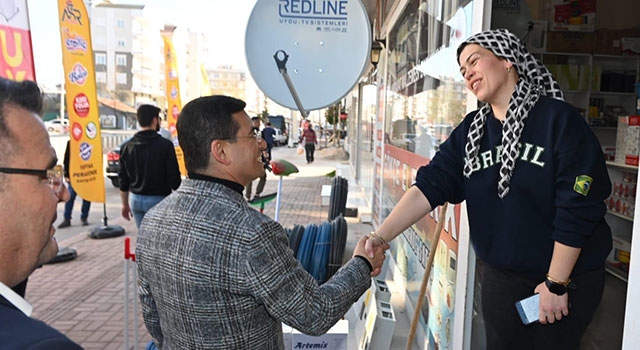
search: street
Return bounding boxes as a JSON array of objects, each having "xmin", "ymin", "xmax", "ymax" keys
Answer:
[{"xmin": 49, "ymin": 132, "xmax": 133, "ymax": 242}]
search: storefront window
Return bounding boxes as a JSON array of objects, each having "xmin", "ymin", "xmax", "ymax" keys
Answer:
[
  {"xmin": 379, "ymin": 1, "xmax": 477, "ymax": 349},
  {"xmin": 385, "ymin": 0, "xmax": 473, "ymax": 159}
]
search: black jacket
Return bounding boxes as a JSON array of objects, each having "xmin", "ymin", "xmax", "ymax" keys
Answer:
[{"xmin": 118, "ymin": 130, "xmax": 181, "ymax": 196}]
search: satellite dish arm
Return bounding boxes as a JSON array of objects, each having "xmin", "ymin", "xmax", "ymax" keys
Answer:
[{"xmin": 273, "ymin": 50, "xmax": 309, "ymax": 119}]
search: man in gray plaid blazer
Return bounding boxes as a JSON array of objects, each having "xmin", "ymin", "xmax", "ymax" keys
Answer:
[{"xmin": 136, "ymin": 95, "xmax": 387, "ymax": 349}]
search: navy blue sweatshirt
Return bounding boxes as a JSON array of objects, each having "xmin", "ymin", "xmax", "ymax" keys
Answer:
[{"xmin": 415, "ymin": 96, "xmax": 612, "ymax": 274}]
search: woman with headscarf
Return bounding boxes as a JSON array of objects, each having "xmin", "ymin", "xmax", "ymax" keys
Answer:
[{"xmin": 365, "ymin": 29, "xmax": 612, "ymax": 349}]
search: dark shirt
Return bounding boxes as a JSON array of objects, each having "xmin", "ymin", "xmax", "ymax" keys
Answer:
[
  {"xmin": 261, "ymin": 127, "xmax": 276, "ymax": 147},
  {"xmin": 119, "ymin": 130, "xmax": 181, "ymax": 196}
]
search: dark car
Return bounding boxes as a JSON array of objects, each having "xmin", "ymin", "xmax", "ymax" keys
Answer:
[{"xmin": 105, "ymin": 138, "xmax": 131, "ymax": 188}]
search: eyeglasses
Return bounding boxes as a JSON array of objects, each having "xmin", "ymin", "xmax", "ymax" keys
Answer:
[
  {"xmin": 224, "ymin": 129, "xmax": 262, "ymax": 142},
  {"xmin": 0, "ymin": 164, "xmax": 66, "ymax": 196}
]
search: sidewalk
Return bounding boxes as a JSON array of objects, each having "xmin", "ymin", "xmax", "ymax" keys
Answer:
[{"xmin": 25, "ymin": 144, "xmax": 380, "ymax": 349}]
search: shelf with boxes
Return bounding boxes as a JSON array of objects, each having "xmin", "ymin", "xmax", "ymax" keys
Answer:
[
  {"xmin": 604, "ymin": 166, "xmax": 635, "ymax": 283},
  {"xmin": 602, "ymin": 120, "xmax": 639, "ymax": 282},
  {"xmin": 604, "ymin": 164, "xmax": 635, "ymax": 282},
  {"xmin": 538, "ymin": 53, "xmax": 639, "ymax": 126}
]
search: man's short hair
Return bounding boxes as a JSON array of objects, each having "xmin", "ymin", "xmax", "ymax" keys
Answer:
[
  {"xmin": 137, "ymin": 104, "xmax": 161, "ymax": 127},
  {"xmin": 0, "ymin": 77, "xmax": 43, "ymax": 189},
  {"xmin": 177, "ymin": 95, "xmax": 246, "ymax": 172}
]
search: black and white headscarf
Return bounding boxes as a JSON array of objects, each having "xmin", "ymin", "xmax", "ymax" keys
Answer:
[{"xmin": 458, "ymin": 29, "xmax": 564, "ymax": 198}]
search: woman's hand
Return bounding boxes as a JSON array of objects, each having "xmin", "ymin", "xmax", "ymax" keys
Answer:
[
  {"xmin": 534, "ymin": 281, "xmax": 569, "ymax": 324},
  {"xmin": 365, "ymin": 232, "xmax": 388, "ymax": 259}
]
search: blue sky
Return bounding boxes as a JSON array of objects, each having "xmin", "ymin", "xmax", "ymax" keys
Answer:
[{"xmin": 27, "ymin": 0, "xmax": 257, "ymax": 88}]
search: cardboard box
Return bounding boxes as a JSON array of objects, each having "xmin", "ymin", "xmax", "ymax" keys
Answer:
[
  {"xmin": 546, "ymin": 31, "xmax": 595, "ymax": 53},
  {"xmin": 282, "ymin": 324, "xmax": 293, "ymax": 350},
  {"xmin": 607, "ymin": 236, "xmax": 631, "ymax": 273},
  {"xmin": 615, "ymin": 116, "xmax": 640, "ymax": 166},
  {"xmin": 291, "ymin": 319, "xmax": 348, "ymax": 350}
]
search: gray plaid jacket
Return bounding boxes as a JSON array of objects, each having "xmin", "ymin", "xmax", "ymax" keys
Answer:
[{"xmin": 136, "ymin": 178, "xmax": 371, "ymax": 349}]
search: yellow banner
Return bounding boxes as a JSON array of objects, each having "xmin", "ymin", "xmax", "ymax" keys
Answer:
[
  {"xmin": 162, "ymin": 34, "xmax": 186, "ymax": 175},
  {"xmin": 200, "ymin": 63, "xmax": 212, "ymax": 96},
  {"xmin": 58, "ymin": 0, "xmax": 105, "ymax": 203}
]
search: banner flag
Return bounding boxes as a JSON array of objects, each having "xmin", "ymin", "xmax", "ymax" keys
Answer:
[
  {"xmin": 58, "ymin": 0, "xmax": 105, "ymax": 203},
  {"xmin": 162, "ymin": 33, "xmax": 186, "ymax": 175},
  {"xmin": 200, "ymin": 63, "xmax": 211, "ymax": 96},
  {"xmin": 0, "ymin": 0, "xmax": 36, "ymax": 81}
]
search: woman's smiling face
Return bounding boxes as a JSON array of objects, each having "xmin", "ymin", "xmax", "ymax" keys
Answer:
[{"xmin": 458, "ymin": 44, "xmax": 513, "ymax": 105}]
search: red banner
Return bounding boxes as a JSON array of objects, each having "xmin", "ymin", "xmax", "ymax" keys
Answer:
[{"xmin": 0, "ymin": 0, "xmax": 36, "ymax": 81}]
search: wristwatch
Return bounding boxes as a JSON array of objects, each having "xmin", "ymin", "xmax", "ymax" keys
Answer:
[
  {"xmin": 544, "ymin": 275, "xmax": 576, "ymax": 296},
  {"xmin": 545, "ymin": 278, "xmax": 568, "ymax": 295}
]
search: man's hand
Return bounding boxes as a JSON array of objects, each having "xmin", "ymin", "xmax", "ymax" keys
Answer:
[
  {"xmin": 353, "ymin": 236, "xmax": 389, "ymax": 276},
  {"xmin": 121, "ymin": 203, "xmax": 132, "ymax": 221},
  {"xmin": 534, "ymin": 281, "xmax": 569, "ymax": 324},
  {"xmin": 365, "ymin": 232, "xmax": 388, "ymax": 258}
]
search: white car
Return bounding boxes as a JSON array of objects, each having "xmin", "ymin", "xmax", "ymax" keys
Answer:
[
  {"xmin": 273, "ymin": 128, "xmax": 288, "ymax": 146},
  {"xmin": 44, "ymin": 119, "xmax": 69, "ymax": 133}
]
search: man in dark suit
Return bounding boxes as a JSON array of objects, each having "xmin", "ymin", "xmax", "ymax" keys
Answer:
[{"xmin": 0, "ymin": 77, "xmax": 81, "ymax": 348}]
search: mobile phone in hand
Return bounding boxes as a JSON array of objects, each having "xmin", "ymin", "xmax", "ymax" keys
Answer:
[{"xmin": 515, "ymin": 294, "xmax": 540, "ymax": 325}]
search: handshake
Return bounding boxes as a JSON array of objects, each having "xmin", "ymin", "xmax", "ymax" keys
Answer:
[{"xmin": 352, "ymin": 232, "xmax": 389, "ymax": 276}]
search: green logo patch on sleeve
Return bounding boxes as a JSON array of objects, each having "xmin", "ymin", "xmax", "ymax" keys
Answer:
[{"xmin": 573, "ymin": 175, "xmax": 593, "ymax": 196}]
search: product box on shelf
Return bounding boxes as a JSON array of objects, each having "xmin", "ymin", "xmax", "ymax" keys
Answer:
[
  {"xmin": 606, "ymin": 236, "xmax": 631, "ymax": 275},
  {"xmin": 546, "ymin": 31, "xmax": 595, "ymax": 54},
  {"xmin": 602, "ymin": 145, "xmax": 616, "ymax": 162},
  {"xmin": 615, "ymin": 116, "xmax": 640, "ymax": 166}
]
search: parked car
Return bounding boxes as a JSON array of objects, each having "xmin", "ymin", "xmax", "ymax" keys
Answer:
[
  {"xmin": 105, "ymin": 138, "xmax": 131, "ymax": 188},
  {"xmin": 44, "ymin": 119, "xmax": 69, "ymax": 133},
  {"xmin": 273, "ymin": 128, "xmax": 288, "ymax": 146}
]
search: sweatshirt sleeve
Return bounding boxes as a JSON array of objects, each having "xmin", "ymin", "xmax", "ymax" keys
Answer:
[
  {"xmin": 551, "ymin": 110, "xmax": 611, "ymax": 247},
  {"xmin": 414, "ymin": 114, "xmax": 473, "ymax": 209}
]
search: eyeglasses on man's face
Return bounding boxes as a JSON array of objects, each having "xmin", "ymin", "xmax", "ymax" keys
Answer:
[
  {"xmin": 224, "ymin": 129, "xmax": 262, "ymax": 142},
  {"xmin": 0, "ymin": 164, "xmax": 66, "ymax": 196}
]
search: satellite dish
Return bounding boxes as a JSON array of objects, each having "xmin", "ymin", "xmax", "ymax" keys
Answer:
[{"xmin": 245, "ymin": 0, "xmax": 371, "ymax": 111}]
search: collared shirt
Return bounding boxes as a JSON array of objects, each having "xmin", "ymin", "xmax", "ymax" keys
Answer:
[{"xmin": 0, "ymin": 282, "xmax": 33, "ymax": 316}]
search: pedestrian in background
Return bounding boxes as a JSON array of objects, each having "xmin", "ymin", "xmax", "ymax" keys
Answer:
[
  {"xmin": 244, "ymin": 116, "xmax": 267, "ymax": 201},
  {"xmin": 136, "ymin": 95, "xmax": 387, "ymax": 349},
  {"xmin": 0, "ymin": 77, "xmax": 81, "ymax": 349},
  {"xmin": 58, "ymin": 140, "xmax": 91, "ymax": 228},
  {"xmin": 299, "ymin": 122, "xmax": 318, "ymax": 163},
  {"xmin": 119, "ymin": 104, "xmax": 181, "ymax": 228},
  {"xmin": 366, "ymin": 29, "xmax": 612, "ymax": 349},
  {"xmin": 262, "ymin": 121, "xmax": 276, "ymax": 160}
]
